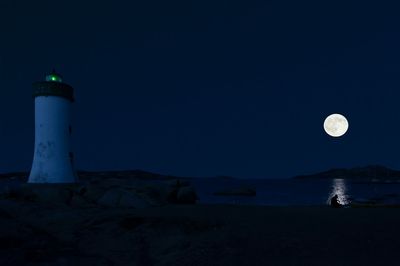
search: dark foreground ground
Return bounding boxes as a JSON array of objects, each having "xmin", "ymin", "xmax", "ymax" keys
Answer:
[{"xmin": 1, "ymin": 200, "xmax": 400, "ymax": 266}]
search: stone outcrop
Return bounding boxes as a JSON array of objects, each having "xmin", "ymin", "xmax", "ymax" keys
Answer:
[{"xmin": 0, "ymin": 174, "xmax": 198, "ymax": 208}]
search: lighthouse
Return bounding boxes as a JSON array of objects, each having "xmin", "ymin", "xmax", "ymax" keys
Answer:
[{"xmin": 28, "ymin": 70, "xmax": 77, "ymax": 183}]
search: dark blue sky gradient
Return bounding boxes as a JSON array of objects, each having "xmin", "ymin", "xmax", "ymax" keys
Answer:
[{"xmin": 1, "ymin": 1, "xmax": 400, "ymax": 178}]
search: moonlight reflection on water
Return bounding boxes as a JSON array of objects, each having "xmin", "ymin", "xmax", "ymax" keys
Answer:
[{"xmin": 328, "ymin": 179, "xmax": 350, "ymax": 205}]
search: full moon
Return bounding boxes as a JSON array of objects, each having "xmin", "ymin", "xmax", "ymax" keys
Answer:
[{"xmin": 323, "ymin": 113, "xmax": 349, "ymax": 137}]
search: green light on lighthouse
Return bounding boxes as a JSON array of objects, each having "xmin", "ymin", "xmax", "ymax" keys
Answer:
[{"xmin": 45, "ymin": 70, "xmax": 63, "ymax": 83}]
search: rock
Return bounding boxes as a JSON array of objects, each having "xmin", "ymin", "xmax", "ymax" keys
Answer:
[
  {"xmin": 97, "ymin": 188, "xmax": 121, "ymax": 207},
  {"xmin": 0, "ymin": 235, "xmax": 23, "ymax": 249},
  {"xmin": 165, "ymin": 187, "xmax": 179, "ymax": 203},
  {"xmin": 119, "ymin": 217, "xmax": 145, "ymax": 230},
  {"xmin": 0, "ymin": 186, "xmax": 11, "ymax": 199},
  {"xmin": 119, "ymin": 190, "xmax": 149, "ymax": 208},
  {"xmin": 2, "ymin": 185, "xmax": 36, "ymax": 201},
  {"xmin": 138, "ymin": 183, "xmax": 198, "ymax": 204},
  {"xmin": 1, "ymin": 184, "xmax": 74, "ymax": 203},
  {"xmin": 162, "ymin": 179, "xmax": 194, "ymax": 204},
  {"xmin": 166, "ymin": 179, "xmax": 191, "ymax": 188},
  {"xmin": 69, "ymin": 194, "xmax": 93, "ymax": 207},
  {"xmin": 79, "ymin": 184, "xmax": 107, "ymax": 203},
  {"xmin": 176, "ymin": 186, "xmax": 198, "ymax": 204},
  {"xmin": 97, "ymin": 188, "xmax": 150, "ymax": 208},
  {"xmin": 134, "ymin": 185, "xmax": 170, "ymax": 206},
  {"xmin": 29, "ymin": 185, "xmax": 74, "ymax": 204},
  {"xmin": 96, "ymin": 178, "xmax": 132, "ymax": 188}
]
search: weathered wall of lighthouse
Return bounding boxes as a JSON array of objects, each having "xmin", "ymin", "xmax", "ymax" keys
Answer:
[{"xmin": 28, "ymin": 95, "xmax": 76, "ymax": 183}]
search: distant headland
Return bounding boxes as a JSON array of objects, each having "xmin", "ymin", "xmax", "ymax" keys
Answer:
[{"xmin": 294, "ymin": 165, "xmax": 400, "ymax": 181}]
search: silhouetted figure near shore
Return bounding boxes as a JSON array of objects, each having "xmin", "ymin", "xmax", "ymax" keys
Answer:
[{"xmin": 330, "ymin": 194, "xmax": 342, "ymax": 208}]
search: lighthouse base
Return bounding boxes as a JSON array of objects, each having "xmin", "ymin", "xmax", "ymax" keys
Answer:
[{"xmin": 28, "ymin": 167, "xmax": 77, "ymax": 183}]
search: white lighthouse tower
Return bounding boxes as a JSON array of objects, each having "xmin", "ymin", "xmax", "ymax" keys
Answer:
[{"xmin": 28, "ymin": 70, "xmax": 77, "ymax": 183}]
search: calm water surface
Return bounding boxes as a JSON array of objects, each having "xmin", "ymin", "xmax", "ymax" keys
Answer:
[
  {"xmin": 1, "ymin": 177, "xmax": 399, "ymax": 206},
  {"xmin": 190, "ymin": 178, "xmax": 400, "ymax": 206}
]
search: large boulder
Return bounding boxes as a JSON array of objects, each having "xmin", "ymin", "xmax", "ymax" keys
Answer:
[
  {"xmin": 97, "ymin": 188, "xmax": 150, "ymax": 208},
  {"xmin": 176, "ymin": 186, "xmax": 198, "ymax": 204},
  {"xmin": 162, "ymin": 179, "xmax": 197, "ymax": 204},
  {"xmin": 78, "ymin": 184, "xmax": 107, "ymax": 203},
  {"xmin": 97, "ymin": 188, "xmax": 125, "ymax": 207},
  {"xmin": 119, "ymin": 190, "xmax": 149, "ymax": 208},
  {"xmin": 133, "ymin": 185, "xmax": 169, "ymax": 206}
]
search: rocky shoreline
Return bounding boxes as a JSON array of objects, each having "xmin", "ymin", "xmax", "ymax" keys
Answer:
[
  {"xmin": 1, "ymin": 172, "xmax": 198, "ymax": 208},
  {"xmin": 1, "ymin": 171, "xmax": 400, "ymax": 265}
]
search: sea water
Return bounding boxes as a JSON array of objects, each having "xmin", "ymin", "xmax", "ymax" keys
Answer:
[
  {"xmin": 1, "ymin": 176, "xmax": 400, "ymax": 206},
  {"xmin": 190, "ymin": 178, "xmax": 400, "ymax": 206}
]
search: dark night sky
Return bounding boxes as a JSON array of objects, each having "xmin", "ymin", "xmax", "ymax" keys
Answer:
[{"xmin": 1, "ymin": 1, "xmax": 400, "ymax": 178}]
